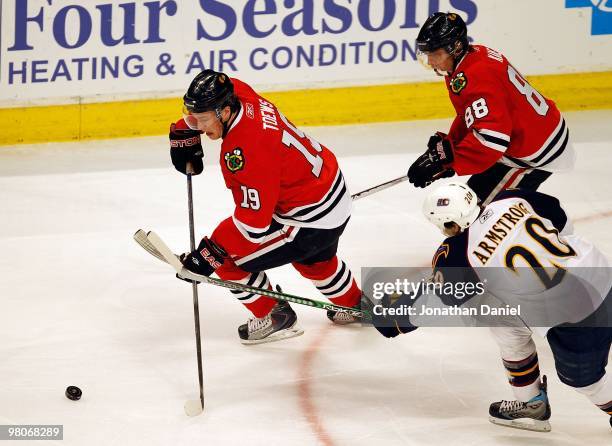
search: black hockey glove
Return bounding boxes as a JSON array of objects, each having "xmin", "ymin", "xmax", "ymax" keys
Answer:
[
  {"xmin": 375, "ymin": 322, "xmax": 418, "ymax": 338},
  {"xmin": 169, "ymin": 121, "xmax": 204, "ymax": 176},
  {"xmin": 372, "ymin": 293, "xmax": 418, "ymax": 338},
  {"xmin": 408, "ymin": 132, "xmax": 455, "ymax": 188},
  {"xmin": 179, "ymin": 237, "xmax": 227, "ymax": 279}
]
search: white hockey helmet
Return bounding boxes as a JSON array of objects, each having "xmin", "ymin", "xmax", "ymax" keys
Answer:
[{"xmin": 422, "ymin": 182, "xmax": 480, "ymax": 234}]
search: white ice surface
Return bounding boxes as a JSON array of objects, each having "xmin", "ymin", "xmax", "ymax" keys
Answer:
[{"xmin": 1, "ymin": 111, "xmax": 611, "ymax": 445}]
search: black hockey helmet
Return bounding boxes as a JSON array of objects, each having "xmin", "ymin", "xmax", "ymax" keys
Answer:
[
  {"xmin": 183, "ymin": 69, "xmax": 236, "ymax": 114},
  {"xmin": 416, "ymin": 12, "xmax": 468, "ymax": 57}
]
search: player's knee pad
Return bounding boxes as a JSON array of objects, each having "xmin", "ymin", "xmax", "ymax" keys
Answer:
[{"xmin": 547, "ymin": 327, "xmax": 611, "ymax": 388}]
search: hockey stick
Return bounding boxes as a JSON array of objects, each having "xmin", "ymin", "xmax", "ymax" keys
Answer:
[
  {"xmin": 351, "ymin": 169, "xmax": 455, "ymax": 202},
  {"xmin": 184, "ymin": 169, "xmax": 205, "ymax": 417},
  {"xmin": 133, "ymin": 229, "xmax": 369, "ymax": 319},
  {"xmin": 351, "ymin": 175, "xmax": 408, "ymax": 201}
]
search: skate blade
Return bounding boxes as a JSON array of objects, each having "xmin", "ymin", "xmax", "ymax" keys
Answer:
[
  {"xmin": 489, "ymin": 416, "xmax": 551, "ymax": 433},
  {"xmin": 240, "ymin": 326, "xmax": 305, "ymax": 345}
]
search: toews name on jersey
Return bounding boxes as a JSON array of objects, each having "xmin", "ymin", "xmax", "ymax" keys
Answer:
[{"xmin": 259, "ymin": 99, "xmax": 279, "ymax": 131}]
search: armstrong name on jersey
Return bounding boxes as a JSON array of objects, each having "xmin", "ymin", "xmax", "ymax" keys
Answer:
[{"xmin": 472, "ymin": 201, "xmax": 532, "ymax": 265}]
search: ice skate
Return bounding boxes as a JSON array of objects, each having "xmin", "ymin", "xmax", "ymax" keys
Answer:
[
  {"xmin": 326, "ymin": 309, "xmax": 359, "ymax": 325},
  {"xmin": 489, "ymin": 376, "xmax": 551, "ymax": 432},
  {"xmin": 238, "ymin": 301, "xmax": 304, "ymax": 345},
  {"xmin": 327, "ymin": 294, "xmax": 366, "ymax": 325}
]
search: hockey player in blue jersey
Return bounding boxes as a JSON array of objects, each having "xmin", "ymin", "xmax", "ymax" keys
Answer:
[{"xmin": 375, "ymin": 183, "xmax": 611, "ymax": 431}]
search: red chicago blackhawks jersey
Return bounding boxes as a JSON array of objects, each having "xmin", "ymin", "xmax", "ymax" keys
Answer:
[
  {"xmin": 445, "ymin": 45, "xmax": 574, "ymax": 175},
  {"xmin": 211, "ymin": 79, "xmax": 352, "ymax": 256}
]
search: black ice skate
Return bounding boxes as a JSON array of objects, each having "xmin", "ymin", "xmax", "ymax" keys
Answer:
[
  {"xmin": 238, "ymin": 301, "xmax": 304, "ymax": 345},
  {"xmin": 489, "ymin": 376, "xmax": 551, "ymax": 432}
]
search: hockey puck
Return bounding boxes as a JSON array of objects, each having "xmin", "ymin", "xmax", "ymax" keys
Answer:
[{"xmin": 65, "ymin": 386, "xmax": 82, "ymax": 401}]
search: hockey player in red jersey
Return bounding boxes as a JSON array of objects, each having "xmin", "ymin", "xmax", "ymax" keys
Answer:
[
  {"xmin": 168, "ymin": 70, "xmax": 362, "ymax": 344},
  {"xmin": 407, "ymin": 12, "xmax": 575, "ymax": 204}
]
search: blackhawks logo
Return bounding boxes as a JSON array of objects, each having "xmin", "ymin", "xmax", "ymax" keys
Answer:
[
  {"xmin": 450, "ymin": 72, "xmax": 468, "ymax": 94},
  {"xmin": 224, "ymin": 148, "xmax": 245, "ymax": 173}
]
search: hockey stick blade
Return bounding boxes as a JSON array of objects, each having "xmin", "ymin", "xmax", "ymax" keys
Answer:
[
  {"xmin": 136, "ymin": 230, "xmax": 369, "ymax": 319},
  {"xmin": 134, "ymin": 229, "xmax": 168, "ymax": 263},
  {"xmin": 184, "ymin": 399, "xmax": 204, "ymax": 417},
  {"xmin": 145, "ymin": 231, "xmax": 185, "ymax": 271}
]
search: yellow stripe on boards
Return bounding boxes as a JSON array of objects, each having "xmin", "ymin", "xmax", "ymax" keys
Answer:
[
  {"xmin": 264, "ymin": 80, "xmax": 453, "ymax": 126},
  {"xmin": 529, "ymin": 71, "xmax": 612, "ymax": 112},
  {"xmin": 0, "ymin": 71, "xmax": 611, "ymax": 146}
]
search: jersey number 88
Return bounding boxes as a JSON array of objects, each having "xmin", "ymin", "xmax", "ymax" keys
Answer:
[
  {"xmin": 507, "ymin": 65, "xmax": 549, "ymax": 117},
  {"xmin": 463, "ymin": 66, "xmax": 550, "ymax": 128}
]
